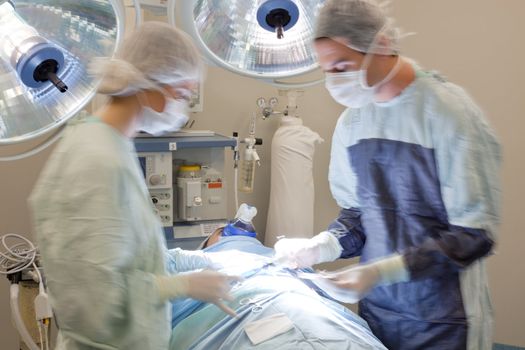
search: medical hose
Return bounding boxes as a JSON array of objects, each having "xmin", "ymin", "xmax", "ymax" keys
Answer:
[
  {"xmin": 10, "ymin": 284, "xmax": 40, "ymax": 350},
  {"xmin": 234, "ymin": 166, "xmax": 239, "ymax": 210}
]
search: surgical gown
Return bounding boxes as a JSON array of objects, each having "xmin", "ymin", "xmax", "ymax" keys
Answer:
[
  {"xmin": 328, "ymin": 68, "xmax": 501, "ymax": 350},
  {"xmin": 29, "ymin": 120, "xmax": 172, "ymax": 349}
]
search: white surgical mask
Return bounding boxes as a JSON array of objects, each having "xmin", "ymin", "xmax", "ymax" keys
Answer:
[
  {"xmin": 325, "ymin": 55, "xmax": 402, "ymax": 109},
  {"xmin": 325, "ymin": 69, "xmax": 375, "ymax": 108},
  {"xmin": 137, "ymin": 93, "xmax": 189, "ymax": 136}
]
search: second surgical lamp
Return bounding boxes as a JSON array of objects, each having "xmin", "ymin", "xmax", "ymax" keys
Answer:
[{"xmin": 171, "ymin": 0, "xmax": 325, "ymax": 84}]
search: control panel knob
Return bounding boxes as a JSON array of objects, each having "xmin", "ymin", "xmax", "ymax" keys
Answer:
[{"xmin": 149, "ymin": 174, "xmax": 162, "ymax": 186}]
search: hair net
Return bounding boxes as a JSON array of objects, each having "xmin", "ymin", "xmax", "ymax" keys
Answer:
[
  {"xmin": 90, "ymin": 21, "xmax": 203, "ymax": 97},
  {"xmin": 315, "ymin": 0, "xmax": 402, "ymax": 55}
]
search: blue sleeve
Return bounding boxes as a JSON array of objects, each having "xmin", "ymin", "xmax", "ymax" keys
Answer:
[
  {"xmin": 404, "ymin": 226, "xmax": 494, "ymax": 279},
  {"xmin": 165, "ymin": 248, "xmax": 211, "ymax": 273},
  {"xmin": 404, "ymin": 85, "xmax": 501, "ymax": 279},
  {"xmin": 328, "ymin": 208, "xmax": 366, "ymax": 259}
]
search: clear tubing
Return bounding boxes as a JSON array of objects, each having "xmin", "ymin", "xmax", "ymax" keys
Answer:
[
  {"xmin": 234, "ymin": 166, "xmax": 239, "ymax": 210},
  {"xmin": 10, "ymin": 284, "xmax": 40, "ymax": 350}
]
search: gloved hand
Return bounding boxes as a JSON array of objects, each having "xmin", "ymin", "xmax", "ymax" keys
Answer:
[
  {"xmin": 274, "ymin": 231, "xmax": 342, "ymax": 268},
  {"xmin": 156, "ymin": 270, "xmax": 242, "ymax": 317},
  {"xmin": 320, "ymin": 254, "xmax": 409, "ymax": 303}
]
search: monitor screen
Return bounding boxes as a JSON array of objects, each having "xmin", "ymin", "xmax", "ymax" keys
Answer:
[{"xmin": 138, "ymin": 156, "xmax": 147, "ymax": 178}]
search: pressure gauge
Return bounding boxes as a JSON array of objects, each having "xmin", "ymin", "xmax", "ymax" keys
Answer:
[{"xmin": 256, "ymin": 97, "xmax": 267, "ymax": 108}]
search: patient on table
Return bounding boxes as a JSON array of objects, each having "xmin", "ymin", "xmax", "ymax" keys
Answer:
[{"xmin": 166, "ymin": 226, "xmax": 387, "ymax": 350}]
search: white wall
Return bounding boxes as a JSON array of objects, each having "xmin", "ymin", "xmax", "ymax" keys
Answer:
[{"xmin": 1, "ymin": 0, "xmax": 524, "ymax": 348}]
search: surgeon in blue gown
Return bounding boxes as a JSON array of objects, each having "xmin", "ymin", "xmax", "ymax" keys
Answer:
[{"xmin": 273, "ymin": 1, "xmax": 501, "ymax": 350}]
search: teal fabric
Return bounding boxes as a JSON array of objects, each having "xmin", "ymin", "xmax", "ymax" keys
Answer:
[
  {"xmin": 493, "ymin": 344, "xmax": 525, "ymax": 350},
  {"xmin": 170, "ymin": 264, "xmax": 387, "ymax": 349},
  {"xmin": 30, "ymin": 120, "xmax": 171, "ymax": 349},
  {"xmin": 169, "ymin": 236, "xmax": 386, "ymax": 349}
]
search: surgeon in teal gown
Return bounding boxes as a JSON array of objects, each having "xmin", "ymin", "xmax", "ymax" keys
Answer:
[{"xmin": 29, "ymin": 22, "xmax": 238, "ymax": 350}]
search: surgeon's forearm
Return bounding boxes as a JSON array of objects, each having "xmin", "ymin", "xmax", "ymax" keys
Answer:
[
  {"xmin": 167, "ymin": 248, "xmax": 212, "ymax": 272},
  {"xmin": 403, "ymin": 225, "xmax": 494, "ymax": 280},
  {"xmin": 327, "ymin": 208, "xmax": 366, "ymax": 259}
]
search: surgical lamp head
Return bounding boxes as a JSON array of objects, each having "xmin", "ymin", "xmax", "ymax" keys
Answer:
[
  {"xmin": 257, "ymin": 0, "xmax": 300, "ymax": 39},
  {"xmin": 314, "ymin": 0, "xmax": 401, "ymax": 55},
  {"xmin": 0, "ymin": 1, "xmax": 67, "ymax": 92},
  {"xmin": 90, "ymin": 22, "xmax": 204, "ymax": 97}
]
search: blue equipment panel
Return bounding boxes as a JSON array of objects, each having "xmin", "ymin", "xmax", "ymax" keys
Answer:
[{"xmin": 134, "ymin": 133, "xmax": 236, "ymax": 153}]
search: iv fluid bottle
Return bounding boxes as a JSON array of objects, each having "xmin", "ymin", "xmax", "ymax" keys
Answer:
[{"xmin": 239, "ymin": 148, "xmax": 256, "ymax": 193}]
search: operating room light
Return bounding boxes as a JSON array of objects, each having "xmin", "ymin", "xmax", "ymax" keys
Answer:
[
  {"xmin": 0, "ymin": 1, "xmax": 68, "ymax": 93},
  {"xmin": 256, "ymin": 0, "xmax": 299, "ymax": 40},
  {"xmin": 0, "ymin": 0, "xmax": 127, "ymax": 145},
  {"xmin": 174, "ymin": 0, "xmax": 325, "ymax": 80}
]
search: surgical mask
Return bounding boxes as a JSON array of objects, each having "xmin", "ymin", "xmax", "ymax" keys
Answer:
[
  {"xmin": 137, "ymin": 92, "xmax": 189, "ymax": 136},
  {"xmin": 325, "ymin": 55, "xmax": 402, "ymax": 108},
  {"xmin": 325, "ymin": 70, "xmax": 375, "ymax": 108}
]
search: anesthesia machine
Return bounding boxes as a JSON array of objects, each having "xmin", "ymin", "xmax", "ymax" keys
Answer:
[{"xmin": 134, "ymin": 132, "xmax": 237, "ymax": 250}]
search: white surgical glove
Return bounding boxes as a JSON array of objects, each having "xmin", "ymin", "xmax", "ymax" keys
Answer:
[
  {"xmin": 156, "ymin": 270, "xmax": 241, "ymax": 317},
  {"xmin": 274, "ymin": 231, "xmax": 343, "ymax": 268},
  {"xmin": 321, "ymin": 254, "xmax": 409, "ymax": 303}
]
